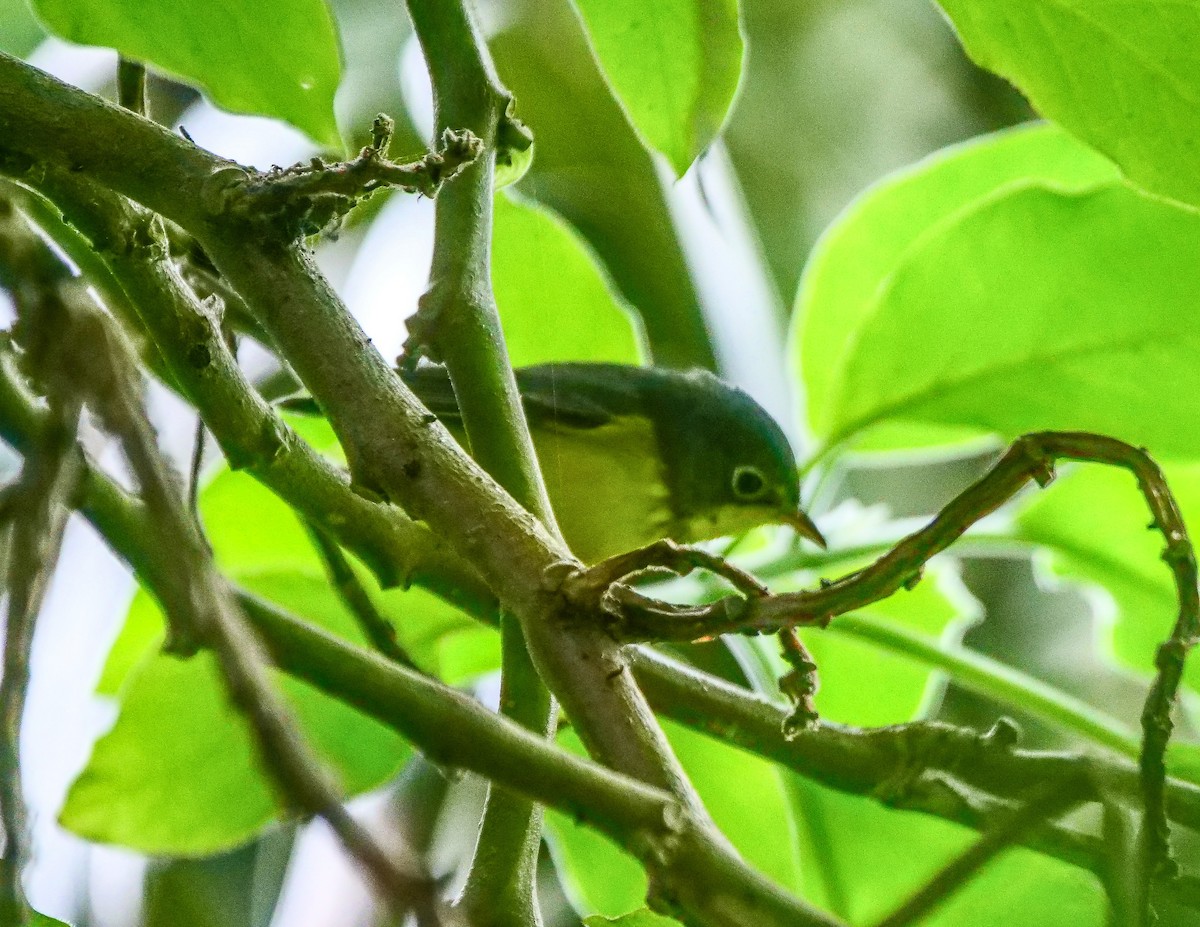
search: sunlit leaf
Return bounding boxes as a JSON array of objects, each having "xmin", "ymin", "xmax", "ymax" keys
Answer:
[
  {"xmin": 796, "ymin": 123, "xmax": 1118, "ymax": 453},
  {"xmin": 812, "ymin": 181, "xmax": 1200, "ymax": 458},
  {"xmin": 493, "ymin": 193, "xmax": 643, "ymax": 367},
  {"xmin": 73, "ymin": 461, "xmax": 481, "ymax": 853},
  {"xmin": 1017, "ymin": 463, "xmax": 1200, "ymax": 696},
  {"xmin": 30, "ymin": 0, "xmax": 342, "ymax": 147},
  {"xmin": 789, "ymin": 777, "xmax": 1106, "ymax": 924},
  {"xmin": 937, "ymin": 0, "xmax": 1200, "ymax": 209},
  {"xmin": 62, "ymin": 573, "xmax": 411, "ymax": 854},
  {"xmin": 571, "ymin": 0, "xmax": 742, "ymax": 176}
]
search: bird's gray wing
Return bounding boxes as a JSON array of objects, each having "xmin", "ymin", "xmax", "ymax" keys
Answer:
[
  {"xmin": 406, "ymin": 364, "xmax": 615, "ymax": 429},
  {"xmin": 277, "ymin": 364, "xmax": 620, "ymax": 430}
]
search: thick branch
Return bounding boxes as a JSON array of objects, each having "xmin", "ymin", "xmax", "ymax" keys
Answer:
[
  {"xmin": 401, "ymin": 1, "xmax": 566, "ymax": 919},
  {"xmin": 0, "ymin": 162, "xmax": 489, "ymax": 612},
  {"xmin": 0, "ymin": 54, "xmax": 827, "ymax": 927},
  {"xmin": 1, "ymin": 351, "xmax": 1198, "ymax": 913},
  {"xmin": 0, "ymin": 196, "xmax": 446, "ymax": 918}
]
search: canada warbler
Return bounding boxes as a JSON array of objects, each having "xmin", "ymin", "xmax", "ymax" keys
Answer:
[{"xmin": 288, "ymin": 362, "xmax": 824, "ymax": 564}]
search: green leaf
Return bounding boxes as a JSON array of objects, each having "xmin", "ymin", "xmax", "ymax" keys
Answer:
[
  {"xmin": 0, "ymin": 0, "xmax": 44, "ymax": 56},
  {"xmin": 936, "ymin": 0, "xmax": 1200, "ymax": 209},
  {"xmin": 100, "ymin": 466, "xmax": 481, "ymax": 692},
  {"xmin": 62, "ymin": 573, "xmax": 411, "ymax": 854},
  {"xmin": 796, "ymin": 123, "xmax": 1119, "ymax": 453},
  {"xmin": 788, "ymin": 777, "xmax": 1106, "ymax": 924},
  {"xmin": 812, "ymin": 180, "xmax": 1200, "ymax": 458},
  {"xmin": 493, "ymin": 193, "xmax": 643, "ymax": 367},
  {"xmin": 546, "ymin": 720, "xmax": 801, "ymax": 917},
  {"xmin": 32, "ymin": 914, "xmax": 73, "ymax": 927},
  {"xmin": 571, "ymin": 0, "xmax": 742, "ymax": 176},
  {"xmin": 76, "ymin": 454, "xmax": 482, "ymax": 853},
  {"xmin": 30, "ymin": 0, "xmax": 342, "ymax": 147},
  {"xmin": 584, "ymin": 911, "xmax": 683, "ymax": 927},
  {"xmin": 1017, "ymin": 464, "xmax": 1200, "ymax": 697},
  {"xmin": 492, "ymin": 4, "xmax": 716, "ymax": 370}
]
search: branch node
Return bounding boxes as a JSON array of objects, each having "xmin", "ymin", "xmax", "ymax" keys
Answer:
[
  {"xmin": 216, "ymin": 122, "xmax": 483, "ymax": 238},
  {"xmin": 982, "ymin": 717, "xmax": 1022, "ymax": 750},
  {"xmin": 779, "ymin": 628, "xmax": 820, "ymax": 736}
]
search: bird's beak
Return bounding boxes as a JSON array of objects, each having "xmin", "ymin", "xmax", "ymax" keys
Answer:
[{"xmin": 779, "ymin": 510, "xmax": 827, "ymax": 549}]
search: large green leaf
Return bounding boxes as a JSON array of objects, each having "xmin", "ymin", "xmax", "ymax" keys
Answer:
[
  {"xmin": 492, "ymin": 0, "xmax": 716, "ymax": 370},
  {"xmin": 545, "ymin": 720, "xmax": 801, "ymax": 917},
  {"xmin": 71, "ymin": 460, "xmax": 485, "ymax": 853},
  {"xmin": 61, "ymin": 573, "xmax": 411, "ymax": 855},
  {"xmin": 1017, "ymin": 464, "xmax": 1200, "ymax": 695},
  {"xmin": 789, "ymin": 777, "xmax": 1105, "ymax": 924},
  {"xmin": 570, "ymin": 0, "xmax": 742, "ymax": 176},
  {"xmin": 493, "ymin": 193, "xmax": 643, "ymax": 367},
  {"xmin": 30, "ymin": 0, "xmax": 342, "ymax": 147},
  {"xmin": 937, "ymin": 0, "xmax": 1200, "ymax": 209},
  {"xmin": 796, "ymin": 123, "xmax": 1119, "ymax": 452},
  {"xmin": 812, "ymin": 181, "xmax": 1200, "ymax": 458}
]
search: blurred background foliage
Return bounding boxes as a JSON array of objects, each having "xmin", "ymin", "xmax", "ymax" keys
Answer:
[{"xmin": 3, "ymin": 0, "xmax": 1199, "ymax": 925}]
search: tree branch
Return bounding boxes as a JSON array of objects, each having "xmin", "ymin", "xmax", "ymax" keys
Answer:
[
  {"xmin": 872, "ymin": 780, "xmax": 1089, "ymax": 927},
  {"xmin": 0, "ymin": 52, "xmax": 830, "ymax": 927},
  {"xmin": 0, "ymin": 196, "xmax": 453, "ymax": 920},
  {"xmin": 399, "ymin": 0, "xmax": 565, "ymax": 919},
  {"xmin": 0, "ymin": 160, "xmax": 489, "ymax": 611},
  {"xmin": 0, "ymin": 201, "xmax": 84, "ymax": 927}
]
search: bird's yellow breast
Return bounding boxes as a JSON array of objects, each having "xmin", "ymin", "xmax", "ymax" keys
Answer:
[{"xmin": 530, "ymin": 418, "xmax": 671, "ymax": 564}]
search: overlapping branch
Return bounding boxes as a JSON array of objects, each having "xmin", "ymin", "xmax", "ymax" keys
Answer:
[
  {"xmin": 0, "ymin": 196, "xmax": 452, "ymax": 920},
  {"xmin": 0, "ymin": 44, "xmax": 1196, "ymax": 927}
]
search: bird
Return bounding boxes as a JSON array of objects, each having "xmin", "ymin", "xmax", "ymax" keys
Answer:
[{"xmin": 286, "ymin": 362, "xmax": 824, "ymax": 565}]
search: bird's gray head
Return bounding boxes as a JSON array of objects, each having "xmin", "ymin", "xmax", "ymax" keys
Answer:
[{"xmin": 646, "ymin": 369, "xmax": 819, "ymax": 544}]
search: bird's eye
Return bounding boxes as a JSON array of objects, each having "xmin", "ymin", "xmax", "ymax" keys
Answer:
[{"xmin": 731, "ymin": 465, "xmax": 767, "ymax": 500}]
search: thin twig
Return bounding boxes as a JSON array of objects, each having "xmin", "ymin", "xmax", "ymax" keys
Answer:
[
  {"xmin": 778, "ymin": 628, "xmax": 820, "ymax": 735},
  {"xmin": 220, "ymin": 122, "xmax": 482, "ymax": 236},
  {"xmin": 304, "ymin": 520, "xmax": 418, "ymax": 669},
  {"xmin": 872, "ymin": 780, "xmax": 1088, "ymax": 927}
]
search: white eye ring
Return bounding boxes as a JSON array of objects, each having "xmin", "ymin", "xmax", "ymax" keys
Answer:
[{"xmin": 731, "ymin": 465, "xmax": 768, "ymax": 500}]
